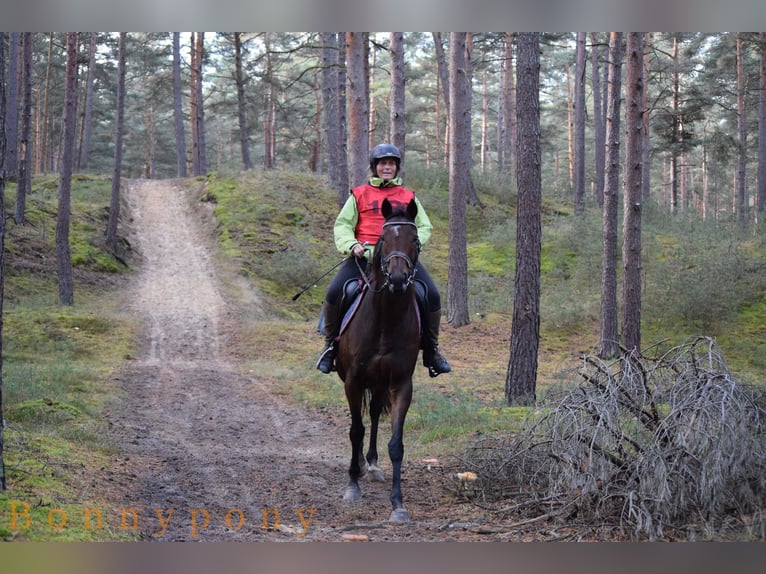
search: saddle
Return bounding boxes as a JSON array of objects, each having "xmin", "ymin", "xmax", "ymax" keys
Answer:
[{"xmin": 317, "ymin": 279, "xmax": 426, "ymax": 340}]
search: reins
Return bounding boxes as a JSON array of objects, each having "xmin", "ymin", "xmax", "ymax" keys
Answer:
[{"xmin": 357, "ymin": 220, "xmax": 420, "ymax": 294}]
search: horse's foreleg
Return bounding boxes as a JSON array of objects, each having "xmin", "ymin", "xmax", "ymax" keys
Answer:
[
  {"xmin": 366, "ymin": 393, "xmax": 385, "ymax": 482},
  {"xmin": 344, "ymin": 386, "xmax": 364, "ymax": 502},
  {"xmin": 387, "ymin": 381, "xmax": 413, "ymax": 523}
]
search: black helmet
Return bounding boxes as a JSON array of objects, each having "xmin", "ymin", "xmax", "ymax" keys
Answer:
[{"xmin": 369, "ymin": 143, "xmax": 401, "ymax": 173}]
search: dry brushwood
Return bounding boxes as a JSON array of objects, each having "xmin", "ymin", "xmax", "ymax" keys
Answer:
[{"xmin": 462, "ymin": 337, "xmax": 766, "ymax": 540}]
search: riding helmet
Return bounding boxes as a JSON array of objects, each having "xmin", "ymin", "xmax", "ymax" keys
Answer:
[{"xmin": 369, "ymin": 143, "xmax": 401, "ymax": 173}]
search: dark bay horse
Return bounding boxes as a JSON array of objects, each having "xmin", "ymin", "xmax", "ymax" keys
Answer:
[{"xmin": 335, "ymin": 197, "xmax": 421, "ymax": 523}]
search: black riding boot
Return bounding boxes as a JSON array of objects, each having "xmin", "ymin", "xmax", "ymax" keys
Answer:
[
  {"xmin": 422, "ymin": 310, "xmax": 451, "ymax": 377},
  {"xmin": 316, "ymin": 301, "xmax": 340, "ymax": 373}
]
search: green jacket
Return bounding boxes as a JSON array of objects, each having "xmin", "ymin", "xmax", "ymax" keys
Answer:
[{"xmin": 333, "ymin": 183, "xmax": 433, "ymax": 259}]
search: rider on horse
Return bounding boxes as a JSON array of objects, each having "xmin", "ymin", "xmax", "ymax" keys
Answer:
[{"xmin": 316, "ymin": 143, "xmax": 451, "ymax": 378}]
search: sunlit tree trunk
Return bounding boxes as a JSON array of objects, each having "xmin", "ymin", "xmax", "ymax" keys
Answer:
[{"xmin": 506, "ymin": 32, "xmax": 541, "ymax": 406}]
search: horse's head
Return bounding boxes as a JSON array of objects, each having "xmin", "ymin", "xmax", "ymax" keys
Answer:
[{"xmin": 375, "ymin": 198, "xmax": 421, "ymax": 294}]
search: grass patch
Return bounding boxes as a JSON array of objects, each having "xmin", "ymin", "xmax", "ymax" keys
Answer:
[{"xmin": 1, "ymin": 176, "xmax": 138, "ymax": 541}]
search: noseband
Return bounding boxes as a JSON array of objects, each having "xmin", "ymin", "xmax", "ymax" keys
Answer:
[{"xmin": 378, "ymin": 220, "xmax": 420, "ymax": 291}]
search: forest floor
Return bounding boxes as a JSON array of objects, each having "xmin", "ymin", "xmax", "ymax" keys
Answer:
[{"xmin": 99, "ymin": 179, "xmax": 592, "ymax": 542}]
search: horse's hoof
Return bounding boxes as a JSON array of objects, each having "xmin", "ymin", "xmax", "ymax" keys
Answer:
[
  {"xmin": 343, "ymin": 486, "xmax": 362, "ymax": 501},
  {"xmin": 367, "ymin": 465, "xmax": 385, "ymax": 482},
  {"xmin": 389, "ymin": 508, "xmax": 410, "ymax": 523}
]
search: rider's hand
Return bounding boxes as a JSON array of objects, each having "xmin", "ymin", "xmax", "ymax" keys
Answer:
[{"xmin": 352, "ymin": 243, "xmax": 366, "ymax": 259}]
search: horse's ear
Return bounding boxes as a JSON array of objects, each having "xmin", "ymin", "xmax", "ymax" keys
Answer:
[
  {"xmin": 381, "ymin": 197, "xmax": 393, "ymax": 219},
  {"xmin": 406, "ymin": 198, "xmax": 418, "ymax": 221}
]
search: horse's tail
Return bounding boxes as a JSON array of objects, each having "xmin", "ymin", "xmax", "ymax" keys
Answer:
[{"xmin": 363, "ymin": 386, "xmax": 391, "ymax": 417}]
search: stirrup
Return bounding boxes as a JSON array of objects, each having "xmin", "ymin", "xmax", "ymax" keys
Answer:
[
  {"xmin": 424, "ymin": 351, "xmax": 451, "ymax": 378},
  {"xmin": 316, "ymin": 344, "xmax": 337, "ymax": 373}
]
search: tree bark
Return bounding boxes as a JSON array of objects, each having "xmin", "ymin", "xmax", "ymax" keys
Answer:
[
  {"xmin": 759, "ymin": 32, "xmax": 766, "ymax": 215},
  {"xmin": 78, "ymin": 32, "xmax": 97, "ymax": 171},
  {"xmin": 234, "ymin": 33, "xmax": 252, "ymax": 171},
  {"xmin": 5, "ymin": 32, "xmax": 19, "ymax": 179},
  {"xmin": 15, "ymin": 32, "xmax": 33, "ymax": 225},
  {"xmin": 106, "ymin": 33, "xmax": 127, "ymax": 251},
  {"xmin": 736, "ymin": 33, "xmax": 747, "ymax": 224},
  {"xmin": 505, "ymin": 32, "xmax": 541, "ymax": 406},
  {"xmin": 574, "ymin": 32, "xmax": 586, "ymax": 215},
  {"xmin": 497, "ymin": 33, "xmax": 515, "ymax": 175},
  {"xmin": 0, "ymin": 31, "xmax": 9, "ymax": 490},
  {"xmin": 446, "ymin": 32, "xmax": 470, "ymax": 328},
  {"xmin": 195, "ymin": 32, "xmax": 208, "ymax": 175},
  {"xmin": 432, "ymin": 32, "xmax": 450, "ymax": 167},
  {"xmin": 173, "ymin": 32, "xmax": 187, "ymax": 177},
  {"xmin": 321, "ymin": 32, "xmax": 348, "ymax": 206},
  {"xmin": 389, "ymin": 32, "xmax": 406, "ymax": 179},
  {"xmin": 57, "ymin": 32, "xmax": 78, "ymax": 306},
  {"xmin": 600, "ymin": 33, "xmax": 624, "ymax": 360},
  {"xmin": 591, "ymin": 32, "xmax": 606, "ymax": 209},
  {"xmin": 621, "ymin": 33, "xmax": 645, "ymax": 353},
  {"xmin": 345, "ymin": 32, "xmax": 370, "ymax": 187}
]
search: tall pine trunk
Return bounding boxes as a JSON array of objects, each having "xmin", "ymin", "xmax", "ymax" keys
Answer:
[
  {"xmin": 621, "ymin": 33, "xmax": 645, "ymax": 353},
  {"xmin": 173, "ymin": 32, "xmax": 187, "ymax": 177},
  {"xmin": 446, "ymin": 32, "xmax": 470, "ymax": 328},
  {"xmin": 57, "ymin": 33, "xmax": 78, "ymax": 306},
  {"xmin": 0, "ymin": 31, "xmax": 8, "ymax": 490},
  {"xmin": 759, "ymin": 32, "xmax": 766, "ymax": 215},
  {"xmin": 389, "ymin": 32, "xmax": 406, "ymax": 179},
  {"xmin": 106, "ymin": 33, "xmax": 127, "ymax": 251},
  {"xmin": 234, "ymin": 33, "xmax": 252, "ymax": 171},
  {"xmin": 345, "ymin": 32, "xmax": 369, "ymax": 187},
  {"xmin": 505, "ymin": 32, "xmax": 541, "ymax": 406},
  {"xmin": 736, "ymin": 33, "xmax": 747, "ymax": 224},
  {"xmin": 591, "ymin": 32, "xmax": 606, "ymax": 209},
  {"xmin": 15, "ymin": 32, "xmax": 33, "ymax": 225},
  {"xmin": 573, "ymin": 32, "xmax": 586, "ymax": 215},
  {"xmin": 600, "ymin": 33, "xmax": 624, "ymax": 360},
  {"xmin": 78, "ymin": 32, "xmax": 97, "ymax": 171}
]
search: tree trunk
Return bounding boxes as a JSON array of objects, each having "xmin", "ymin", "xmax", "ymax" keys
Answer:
[
  {"xmin": 263, "ymin": 33, "xmax": 276, "ymax": 169},
  {"xmin": 621, "ymin": 33, "xmax": 645, "ymax": 353},
  {"xmin": 15, "ymin": 32, "xmax": 33, "ymax": 225},
  {"xmin": 38, "ymin": 33, "xmax": 54, "ymax": 173},
  {"xmin": 759, "ymin": 32, "xmax": 766, "ymax": 215},
  {"xmin": 736, "ymin": 33, "xmax": 747, "ymax": 224},
  {"xmin": 671, "ymin": 35, "xmax": 680, "ymax": 213},
  {"xmin": 173, "ymin": 32, "xmax": 187, "ymax": 177},
  {"xmin": 389, "ymin": 32, "xmax": 406, "ymax": 179},
  {"xmin": 195, "ymin": 32, "xmax": 208, "ymax": 175},
  {"xmin": 0, "ymin": 31, "xmax": 9, "ymax": 490},
  {"xmin": 591, "ymin": 32, "xmax": 606, "ymax": 209},
  {"xmin": 321, "ymin": 33, "xmax": 348, "ymax": 206},
  {"xmin": 600, "ymin": 33, "xmax": 624, "ymax": 360},
  {"xmin": 497, "ymin": 32, "xmax": 515, "ymax": 175},
  {"xmin": 574, "ymin": 32, "xmax": 586, "ymax": 215},
  {"xmin": 106, "ymin": 33, "xmax": 127, "ymax": 251},
  {"xmin": 345, "ymin": 32, "xmax": 370, "ymax": 187},
  {"xmin": 5, "ymin": 32, "xmax": 19, "ymax": 179},
  {"xmin": 78, "ymin": 32, "xmax": 97, "ymax": 171},
  {"xmin": 446, "ymin": 32, "xmax": 470, "ymax": 328},
  {"xmin": 432, "ymin": 32, "xmax": 450, "ymax": 167},
  {"xmin": 234, "ymin": 33, "xmax": 252, "ymax": 171},
  {"xmin": 190, "ymin": 33, "xmax": 199, "ymax": 175},
  {"xmin": 642, "ymin": 33, "xmax": 652, "ymax": 202},
  {"xmin": 505, "ymin": 32, "xmax": 541, "ymax": 406},
  {"xmin": 57, "ymin": 32, "xmax": 78, "ymax": 306}
]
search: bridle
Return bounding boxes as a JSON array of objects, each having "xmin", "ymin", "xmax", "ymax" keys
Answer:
[{"xmin": 358, "ymin": 220, "xmax": 420, "ymax": 293}]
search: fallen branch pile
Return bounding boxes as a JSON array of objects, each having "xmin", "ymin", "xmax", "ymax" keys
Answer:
[{"xmin": 461, "ymin": 337, "xmax": 766, "ymax": 540}]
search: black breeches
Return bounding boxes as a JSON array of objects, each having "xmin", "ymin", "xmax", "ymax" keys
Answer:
[{"xmin": 325, "ymin": 257, "xmax": 441, "ymax": 312}]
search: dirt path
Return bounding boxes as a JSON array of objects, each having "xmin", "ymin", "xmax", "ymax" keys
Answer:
[{"xmin": 107, "ymin": 180, "xmax": 480, "ymax": 542}]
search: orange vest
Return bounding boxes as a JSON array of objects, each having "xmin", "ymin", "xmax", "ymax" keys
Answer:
[{"xmin": 352, "ymin": 184, "xmax": 415, "ymax": 245}]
